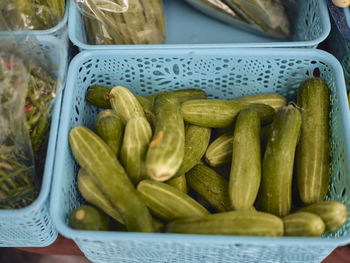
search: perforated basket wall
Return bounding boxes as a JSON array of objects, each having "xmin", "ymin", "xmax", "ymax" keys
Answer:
[
  {"xmin": 51, "ymin": 48, "xmax": 350, "ymax": 263},
  {"xmin": 0, "ymin": 35, "xmax": 68, "ymax": 247},
  {"xmin": 69, "ymin": 0, "xmax": 330, "ymax": 50}
]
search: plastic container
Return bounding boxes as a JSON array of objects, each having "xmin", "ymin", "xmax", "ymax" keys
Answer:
[
  {"xmin": 69, "ymin": 0, "xmax": 330, "ymax": 50},
  {"xmin": 0, "ymin": 35, "xmax": 68, "ymax": 247},
  {"xmin": 50, "ymin": 48, "xmax": 350, "ymax": 263}
]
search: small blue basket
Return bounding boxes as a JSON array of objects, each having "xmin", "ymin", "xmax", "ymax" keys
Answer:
[
  {"xmin": 0, "ymin": 35, "xmax": 68, "ymax": 247},
  {"xmin": 51, "ymin": 48, "xmax": 350, "ymax": 263},
  {"xmin": 69, "ymin": 0, "xmax": 330, "ymax": 50}
]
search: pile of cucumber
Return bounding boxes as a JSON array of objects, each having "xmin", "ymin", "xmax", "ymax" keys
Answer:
[{"xmin": 68, "ymin": 78, "xmax": 348, "ymax": 237}]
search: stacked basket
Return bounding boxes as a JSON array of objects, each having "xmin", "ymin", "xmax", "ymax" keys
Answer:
[
  {"xmin": 0, "ymin": 2, "xmax": 69, "ymax": 247},
  {"xmin": 45, "ymin": 1, "xmax": 350, "ymax": 263}
]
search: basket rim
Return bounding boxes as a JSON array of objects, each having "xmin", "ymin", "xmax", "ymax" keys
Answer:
[
  {"xmin": 68, "ymin": 0, "xmax": 331, "ymax": 50},
  {"xmin": 50, "ymin": 48, "xmax": 350, "ymax": 247}
]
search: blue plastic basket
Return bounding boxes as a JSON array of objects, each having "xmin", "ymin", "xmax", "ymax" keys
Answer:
[
  {"xmin": 51, "ymin": 48, "xmax": 350, "ymax": 263},
  {"xmin": 69, "ymin": 0, "xmax": 330, "ymax": 50},
  {"xmin": 0, "ymin": 35, "xmax": 68, "ymax": 247}
]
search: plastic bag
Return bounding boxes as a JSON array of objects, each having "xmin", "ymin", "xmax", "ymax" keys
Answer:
[
  {"xmin": 73, "ymin": 0, "xmax": 166, "ymax": 45},
  {"xmin": 0, "ymin": 29, "xmax": 68, "ymax": 209},
  {"xmin": 0, "ymin": 0, "xmax": 65, "ymax": 31},
  {"xmin": 184, "ymin": 0, "xmax": 295, "ymax": 40}
]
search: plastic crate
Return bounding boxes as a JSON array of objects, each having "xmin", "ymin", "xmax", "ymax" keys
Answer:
[
  {"xmin": 50, "ymin": 48, "xmax": 350, "ymax": 263},
  {"xmin": 0, "ymin": 35, "xmax": 68, "ymax": 247},
  {"xmin": 69, "ymin": 0, "xmax": 330, "ymax": 50}
]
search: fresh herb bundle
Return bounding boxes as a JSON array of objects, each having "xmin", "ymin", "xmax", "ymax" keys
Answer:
[{"xmin": 0, "ymin": 53, "xmax": 57, "ymax": 209}]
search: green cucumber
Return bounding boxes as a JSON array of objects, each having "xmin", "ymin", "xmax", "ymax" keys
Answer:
[
  {"xmin": 205, "ymin": 133, "xmax": 233, "ymax": 167},
  {"xmin": 245, "ymin": 103, "xmax": 275, "ymax": 125},
  {"xmin": 134, "ymin": 94, "xmax": 156, "ymax": 128},
  {"xmin": 186, "ymin": 164, "xmax": 231, "ymax": 212},
  {"xmin": 258, "ymin": 105, "xmax": 301, "ymax": 217},
  {"xmin": 176, "ymin": 124, "xmax": 211, "ymax": 176},
  {"xmin": 229, "ymin": 109, "xmax": 261, "ymax": 210},
  {"xmin": 282, "ymin": 212, "xmax": 325, "ymax": 237},
  {"xmin": 146, "ymin": 92, "xmax": 185, "ymax": 181},
  {"xmin": 120, "ymin": 117, "xmax": 153, "ymax": 185},
  {"xmin": 137, "ymin": 180, "xmax": 209, "ymax": 222},
  {"xmin": 181, "ymin": 99, "xmax": 246, "ymax": 128},
  {"xmin": 77, "ymin": 168, "xmax": 124, "ymax": 224},
  {"xmin": 109, "ymin": 86, "xmax": 145, "ymax": 123},
  {"xmin": 95, "ymin": 110, "xmax": 124, "ymax": 156},
  {"xmin": 69, "ymin": 126, "xmax": 153, "ymax": 232},
  {"xmin": 146, "ymin": 89, "xmax": 208, "ymax": 104},
  {"xmin": 298, "ymin": 201, "xmax": 348, "ymax": 234},
  {"xmin": 166, "ymin": 210, "xmax": 283, "ymax": 237},
  {"xmin": 233, "ymin": 93, "xmax": 287, "ymax": 112},
  {"xmin": 167, "ymin": 174, "xmax": 187, "ymax": 193},
  {"xmin": 296, "ymin": 78, "xmax": 330, "ymax": 204},
  {"xmin": 69, "ymin": 205, "xmax": 109, "ymax": 231},
  {"xmin": 86, "ymin": 85, "xmax": 111, "ymax": 109}
]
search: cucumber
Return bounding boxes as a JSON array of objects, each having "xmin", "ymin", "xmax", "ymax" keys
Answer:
[
  {"xmin": 205, "ymin": 133, "xmax": 233, "ymax": 167},
  {"xmin": 296, "ymin": 78, "xmax": 330, "ymax": 204},
  {"xmin": 69, "ymin": 205, "xmax": 109, "ymax": 231},
  {"xmin": 146, "ymin": 91, "xmax": 185, "ymax": 181},
  {"xmin": 181, "ymin": 99, "xmax": 246, "ymax": 128},
  {"xmin": 229, "ymin": 109, "xmax": 261, "ymax": 210},
  {"xmin": 233, "ymin": 93, "xmax": 287, "ymax": 112},
  {"xmin": 120, "ymin": 117, "xmax": 153, "ymax": 184},
  {"xmin": 282, "ymin": 212, "xmax": 325, "ymax": 237},
  {"xmin": 258, "ymin": 105, "xmax": 301, "ymax": 217},
  {"xmin": 77, "ymin": 168, "xmax": 124, "ymax": 224},
  {"xmin": 134, "ymin": 94, "xmax": 156, "ymax": 128},
  {"xmin": 69, "ymin": 126, "xmax": 154, "ymax": 232},
  {"xmin": 109, "ymin": 86, "xmax": 145, "ymax": 123},
  {"xmin": 176, "ymin": 124, "xmax": 211, "ymax": 176},
  {"xmin": 166, "ymin": 210, "xmax": 284, "ymax": 237},
  {"xmin": 95, "ymin": 110, "xmax": 124, "ymax": 156},
  {"xmin": 298, "ymin": 201, "xmax": 348, "ymax": 234},
  {"xmin": 86, "ymin": 85, "xmax": 111, "ymax": 109},
  {"xmin": 186, "ymin": 164, "xmax": 231, "ymax": 212},
  {"xmin": 181, "ymin": 100, "xmax": 274, "ymax": 128},
  {"xmin": 137, "ymin": 180, "xmax": 209, "ymax": 222},
  {"xmin": 167, "ymin": 174, "xmax": 187, "ymax": 193},
  {"xmin": 146, "ymin": 89, "xmax": 208, "ymax": 104}
]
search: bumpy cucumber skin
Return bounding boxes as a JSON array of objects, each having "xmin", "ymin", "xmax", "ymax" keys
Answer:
[
  {"xmin": 258, "ymin": 105, "xmax": 301, "ymax": 217},
  {"xmin": 77, "ymin": 168, "xmax": 124, "ymax": 224},
  {"xmin": 109, "ymin": 86, "xmax": 145, "ymax": 123},
  {"xmin": 181, "ymin": 99, "xmax": 246, "ymax": 128},
  {"xmin": 137, "ymin": 180, "xmax": 209, "ymax": 222},
  {"xmin": 121, "ymin": 117, "xmax": 153, "ymax": 185},
  {"xmin": 176, "ymin": 124, "xmax": 211, "ymax": 176},
  {"xmin": 282, "ymin": 212, "xmax": 325, "ymax": 237},
  {"xmin": 95, "ymin": 110, "xmax": 124, "ymax": 156},
  {"xmin": 166, "ymin": 174, "xmax": 187, "ymax": 193},
  {"xmin": 205, "ymin": 133, "xmax": 233, "ymax": 167},
  {"xmin": 296, "ymin": 78, "xmax": 330, "ymax": 205},
  {"xmin": 146, "ymin": 89, "xmax": 208, "ymax": 104},
  {"xmin": 146, "ymin": 92, "xmax": 185, "ymax": 182},
  {"xmin": 69, "ymin": 126, "xmax": 154, "ymax": 232},
  {"xmin": 298, "ymin": 201, "xmax": 348, "ymax": 234},
  {"xmin": 229, "ymin": 109, "xmax": 261, "ymax": 211},
  {"xmin": 69, "ymin": 205, "xmax": 110, "ymax": 231},
  {"xmin": 86, "ymin": 85, "xmax": 111, "ymax": 109},
  {"xmin": 166, "ymin": 210, "xmax": 284, "ymax": 237},
  {"xmin": 234, "ymin": 93, "xmax": 287, "ymax": 112},
  {"xmin": 186, "ymin": 164, "xmax": 231, "ymax": 212}
]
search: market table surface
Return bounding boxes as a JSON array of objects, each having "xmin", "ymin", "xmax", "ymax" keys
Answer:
[{"xmin": 14, "ymin": 235, "xmax": 350, "ymax": 262}]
